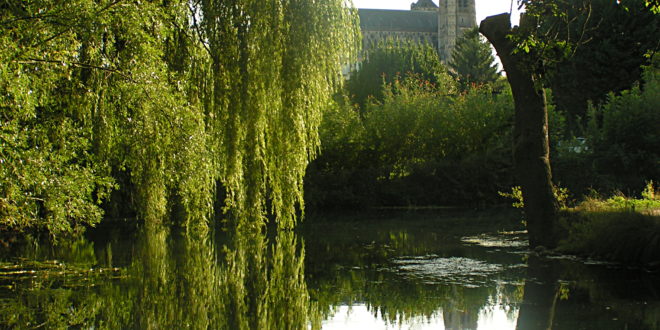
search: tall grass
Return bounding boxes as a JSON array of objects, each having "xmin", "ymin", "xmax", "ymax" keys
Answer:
[{"xmin": 558, "ymin": 182, "xmax": 660, "ymax": 266}]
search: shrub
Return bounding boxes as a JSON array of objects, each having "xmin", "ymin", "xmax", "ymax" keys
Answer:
[{"xmin": 306, "ymin": 77, "xmax": 515, "ymax": 209}]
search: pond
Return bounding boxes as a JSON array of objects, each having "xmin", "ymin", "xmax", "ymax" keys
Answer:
[{"xmin": 1, "ymin": 210, "xmax": 659, "ymax": 329}]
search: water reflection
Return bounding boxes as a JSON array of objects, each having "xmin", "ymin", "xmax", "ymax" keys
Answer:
[
  {"xmin": 515, "ymin": 255, "xmax": 560, "ymax": 330},
  {"xmin": 1, "ymin": 212, "xmax": 659, "ymax": 329},
  {"xmin": 0, "ymin": 222, "xmax": 318, "ymax": 329},
  {"xmin": 302, "ymin": 213, "xmax": 660, "ymax": 329}
]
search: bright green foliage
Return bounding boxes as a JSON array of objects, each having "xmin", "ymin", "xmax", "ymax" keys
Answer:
[
  {"xmin": 1, "ymin": 0, "xmax": 217, "ymax": 234},
  {"xmin": 498, "ymin": 186, "xmax": 524, "ymax": 209},
  {"xmin": 499, "ymin": 185, "xmax": 571, "ymax": 211},
  {"xmin": 0, "ymin": 0, "xmax": 118, "ymax": 235},
  {"xmin": 642, "ymin": 181, "xmax": 657, "ymax": 201},
  {"xmin": 198, "ymin": 0, "xmax": 359, "ymax": 228},
  {"xmin": 1, "ymin": 0, "xmax": 359, "ymax": 236},
  {"xmin": 346, "ymin": 40, "xmax": 453, "ymax": 109},
  {"xmin": 448, "ymin": 28, "xmax": 501, "ymax": 90}
]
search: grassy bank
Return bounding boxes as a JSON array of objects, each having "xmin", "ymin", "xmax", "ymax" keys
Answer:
[{"xmin": 557, "ymin": 186, "xmax": 660, "ymax": 268}]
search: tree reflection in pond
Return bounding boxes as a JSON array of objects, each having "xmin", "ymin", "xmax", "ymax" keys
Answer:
[
  {"xmin": 0, "ymin": 223, "xmax": 319, "ymax": 329},
  {"xmin": 1, "ymin": 212, "xmax": 660, "ymax": 329}
]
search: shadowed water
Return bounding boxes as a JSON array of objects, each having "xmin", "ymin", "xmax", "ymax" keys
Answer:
[{"xmin": 1, "ymin": 210, "xmax": 659, "ymax": 329}]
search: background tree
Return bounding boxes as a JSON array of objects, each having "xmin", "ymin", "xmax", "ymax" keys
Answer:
[
  {"xmin": 305, "ymin": 79, "xmax": 516, "ymax": 210},
  {"xmin": 346, "ymin": 40, "xmax": 453, "ymax": 110},
  {"xmin": 546, "ymin": 0, "xmax": 660, "ymax": 132},
  {"xmin": 448, "ymin": 28, "xmax": 501, "ymax": 90},
  {"xmin": 479, "ymin": 0, "xmax": 658, "ymax": 248}
]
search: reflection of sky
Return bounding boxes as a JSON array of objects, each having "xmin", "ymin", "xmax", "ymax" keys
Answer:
[{"xmin": 322, "ymin": 303, "xmax": 518, "ymax": 329}]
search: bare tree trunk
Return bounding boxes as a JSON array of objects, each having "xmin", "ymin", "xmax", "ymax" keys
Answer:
[{"xmin": 479, "ymin": 14, "xmax": 559, "ymax": 248}]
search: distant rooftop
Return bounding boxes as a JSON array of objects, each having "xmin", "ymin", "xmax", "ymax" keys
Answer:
[{"xmin": 358, "ymin": 9, "xmax": 438, "ymax": 33}]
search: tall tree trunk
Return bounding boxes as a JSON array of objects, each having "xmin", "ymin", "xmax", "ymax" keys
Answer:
[{"xmin": 479, "ymin": 14, "xmax": 559, "ymax": 248}]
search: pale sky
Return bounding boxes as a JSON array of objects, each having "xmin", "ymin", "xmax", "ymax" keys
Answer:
[{"xmin": 351, "ymin": 0, "xmax": 522, "ymax": 25}]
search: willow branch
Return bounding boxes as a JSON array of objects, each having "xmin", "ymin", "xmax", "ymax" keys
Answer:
[{"xmin": 14, "ymin": 58, "xmax": 133, "ymax": 81}]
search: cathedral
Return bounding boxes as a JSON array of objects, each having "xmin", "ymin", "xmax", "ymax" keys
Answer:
[{"xmin": 358, "ymin": 0, "xmax": 477, "ymax": 62}]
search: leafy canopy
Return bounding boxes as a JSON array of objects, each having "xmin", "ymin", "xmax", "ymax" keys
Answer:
[{"xmin": 0, "ymin": 0, "xmax": 359, "ymax": 236}]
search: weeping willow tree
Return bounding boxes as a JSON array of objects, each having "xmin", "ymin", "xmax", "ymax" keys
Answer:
[
  {"xmin": 0, "ymin": 0, "xmax": 358, "ymax": 236},
  {"xmin": 197, "ymin": 0, "xmax": 359, "ymax": 228}
]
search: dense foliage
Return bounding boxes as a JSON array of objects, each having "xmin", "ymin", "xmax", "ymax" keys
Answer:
[
  {"xmin": 198, "ymin": 0, "xmax": 359, "ymax": 228},
  {"xmin": 307, "ymin": 49, "xmax": 657, "ymax": 212},
  {"xmin": 0, "ymin": 0, "xmax": 358, "ymax": 237},
  {"xmin": 306, "ymin": 78, "xmax": 516, "ymax": 209},
  {"xmin": 554, "ymin": 58, "xmax": 660, "ymax": 195},
  {"xmin": 545, "ymin": 0, "xmax": 660, "ymax": 131}
]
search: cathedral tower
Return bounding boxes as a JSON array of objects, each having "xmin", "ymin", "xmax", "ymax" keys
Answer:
[
  {"xmin": 438, "ymin": 0, "xmax": 476, "ymax": 61},
  {"xmin": 357, "ymin": 0, "xmax": 476, "ymax": 63}
]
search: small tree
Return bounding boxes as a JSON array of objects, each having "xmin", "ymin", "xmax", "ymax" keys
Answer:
[{"xmin": 449, "ymin": 28, "xmax": 501, "ymax": 90}]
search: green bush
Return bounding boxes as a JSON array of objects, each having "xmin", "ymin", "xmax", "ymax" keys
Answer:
[
  {"xmin": 553, "ymin": 58, "xmax": 660, "ymax": 196},
  {"xmin": 306, "ymin": 77, "xmax": 515, "ymax": 209}
]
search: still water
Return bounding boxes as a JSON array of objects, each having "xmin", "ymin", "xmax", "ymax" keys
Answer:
[{"xmin": 1, "ymin": 210, "xmax": 659, "ymax": 329}]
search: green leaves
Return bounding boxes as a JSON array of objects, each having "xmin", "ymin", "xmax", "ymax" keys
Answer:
[
  {"xmin": 307, "ymin": 79, "xmax": 516, "ymax": 208},
  {"xmin": 200, "ymin": 0, "xmax": 359, "ymax": 228},
  {"xmin": 1, "ymin": 0, "xmax": 359, "ymax": 236}
]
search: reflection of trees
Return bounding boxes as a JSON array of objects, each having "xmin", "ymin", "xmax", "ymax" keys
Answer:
[
  {"xmin": 0, "ymin": 238, "xmax": 112, "ymax": 328},
  {"xmin": 515, "ymin": 255, "xmax": 560, "ymax": 330},
  {"xmin": 216, "ymin": 226, "xmax": 320, "ymax": 329},
  {"xmin": 516, "ymin": 255, "xmax": 660, "ymax": 330},
  {"xmin": 1, "ymin": 223, "xmax": 319, "ymax": 329},
  {"xmin": 552, "ymin": 259, "xmax": 660, "ymax": 330},
  {"xmin": 124, "ymin": 224, "xmax": 320, "ymax": 329},
  {"xmin": 304, "ymin": 220, "xmax": 524, "ymax": 327},
  {"xmin": 4, "ymin": 217, "xmax": 660, "ymax": 329},
  {"xmin": 308, "ymin": 261, "xmax": 521, "ymax": 327}
]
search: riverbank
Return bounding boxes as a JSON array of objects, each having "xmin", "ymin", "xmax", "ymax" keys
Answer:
[{"xmin": 557, "ymin": 194, "xmax": 660, "ymax": 270}]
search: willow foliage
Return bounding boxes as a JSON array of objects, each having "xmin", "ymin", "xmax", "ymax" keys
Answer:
[
  {"xmin": 198, "ymin": 0, "xmax": 359, "ymax": 228},
  {"xmin": 0, "ymin": 0, "xmax": 358, "ymax": 236}
]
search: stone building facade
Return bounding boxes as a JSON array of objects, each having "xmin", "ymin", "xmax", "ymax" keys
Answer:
[{"xmin": 358, "ymin": 0, "xmax": 476, "ymax": 62}]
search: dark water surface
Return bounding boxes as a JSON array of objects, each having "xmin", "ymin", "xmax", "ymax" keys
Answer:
[{"xmin": 1, "ymin": 210, "xmax": 659, "ymax": 329}]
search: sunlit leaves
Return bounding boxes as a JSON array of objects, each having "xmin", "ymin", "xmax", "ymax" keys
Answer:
[
  {"xmin": 1, "ymin": 0, "xmax": 358, "ymax": 236},
  {"xmin": 199, "ymin": 0, "xmax": 359, "ymax": 228}
]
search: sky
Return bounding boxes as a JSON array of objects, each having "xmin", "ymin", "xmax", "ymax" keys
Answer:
[{"xmin": 351, "ymin": 0, "xmax": 522, "ymax": 25}]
